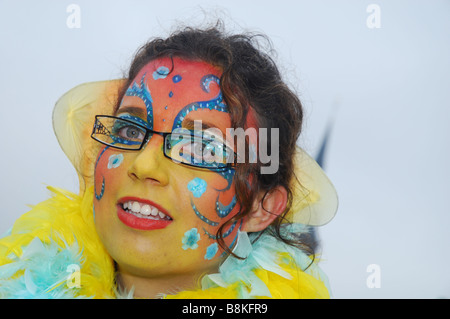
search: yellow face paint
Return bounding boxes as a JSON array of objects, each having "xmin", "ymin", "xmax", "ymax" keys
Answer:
[{"xmin": 93, "ymin": 57, "xmax": 241, "ymax": 278}]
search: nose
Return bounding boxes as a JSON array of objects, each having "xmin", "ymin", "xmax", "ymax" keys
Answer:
[{"xmin": 128, "ymin": 134, "xmax": 169, "ymax": 186}]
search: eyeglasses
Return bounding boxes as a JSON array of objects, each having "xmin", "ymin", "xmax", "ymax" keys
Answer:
[{"xmin": 91, "ymin": 115, "xmax": 236, "ymax": 170}]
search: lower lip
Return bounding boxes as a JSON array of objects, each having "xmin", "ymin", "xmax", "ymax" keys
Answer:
[{"xmin": 117, "ymin": 206, "xmax": 172, "ymax": 231}]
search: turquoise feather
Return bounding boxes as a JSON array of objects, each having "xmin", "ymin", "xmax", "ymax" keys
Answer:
[{"xmin": 0, "ymin": 237, "xmax": 85, "ymax": 299}]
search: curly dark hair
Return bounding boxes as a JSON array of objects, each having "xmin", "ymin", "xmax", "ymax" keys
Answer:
[{"xmin": 114, "ymin": 22, "xmax": 312, "ymax": 258}]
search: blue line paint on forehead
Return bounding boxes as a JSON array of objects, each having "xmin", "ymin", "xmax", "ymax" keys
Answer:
[
  {"xmin": 117, "ymin": 113, "xmax": 151, "ymax": 129},
  {"xmin": 125, "ymin": 73, "xmax": 154, "ymax": 128},
  {"xmin": 171, "ymin": 75, "xmax": 229, "ymax": 131}
]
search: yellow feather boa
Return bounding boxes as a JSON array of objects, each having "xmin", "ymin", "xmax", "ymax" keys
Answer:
[{"xmin": 0, "ymin": 187, "xmax": 330, "ymax": 299}]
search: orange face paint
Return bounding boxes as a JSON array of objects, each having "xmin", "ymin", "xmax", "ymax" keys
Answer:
[{"xmin": 93, "ymin": 57, "xmax": 242, "ymax": 277}]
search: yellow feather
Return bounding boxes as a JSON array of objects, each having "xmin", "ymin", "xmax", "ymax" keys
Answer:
[
  {"xmin": 0, "ymin": 186, "xmax": 116, "ymax": 298},
  {"xmin": 1, "ymin": 186, "xmax": 330, "ymax": 299}
]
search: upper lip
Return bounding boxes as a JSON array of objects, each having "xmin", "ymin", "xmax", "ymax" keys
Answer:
[{"xmin": 117, "ymin": 196, "xmax": 173, "ymax": 220}]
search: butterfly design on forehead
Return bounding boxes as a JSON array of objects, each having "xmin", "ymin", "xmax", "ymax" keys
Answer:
[
  {"xmin": 124, "ymin": 72, "xmax": 154, "ymax": 128},
  {"xmin": 171, "ymin": 75, "xmax": 228, "ymax": 130}
]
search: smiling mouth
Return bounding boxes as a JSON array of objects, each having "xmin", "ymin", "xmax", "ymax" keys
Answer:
[{"xmin": 117, "ymin": 197, "xmax": 173, "ymax": 230}]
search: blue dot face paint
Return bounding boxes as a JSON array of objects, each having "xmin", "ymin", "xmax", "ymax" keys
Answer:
[
  {"xmin": 172, "ymin": 74, "xmax": 182, "ymax": 83},
  {"xmin": 93, "ymin": 57, "xmax": 247, "ymax": 278}
]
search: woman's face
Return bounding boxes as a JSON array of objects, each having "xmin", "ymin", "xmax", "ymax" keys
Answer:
[{"xmin": 93, "ymin": 57, "xmax": 241, "ymax": 278}]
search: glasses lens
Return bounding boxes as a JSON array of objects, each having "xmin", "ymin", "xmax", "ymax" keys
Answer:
[
  {"xmin": 165, "ymin": 131, "xmax": 233, "ymax": 169},
  {"xmin": 92, "ymin": 116, "xmax": 146, "ymax": 149}
]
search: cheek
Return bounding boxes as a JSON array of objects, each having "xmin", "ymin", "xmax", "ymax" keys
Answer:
[
  {"xmin": 183, "ymin": 172, "xmax": 241, "ymax": 261},
  {"xmin": 94, "ymin": 148, "xmax": 127, "ymax": 210}
]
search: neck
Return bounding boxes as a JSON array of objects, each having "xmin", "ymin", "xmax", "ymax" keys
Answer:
[{"xmin": 116, "ymin": 265, "xmax": 215, "ymax": 299}]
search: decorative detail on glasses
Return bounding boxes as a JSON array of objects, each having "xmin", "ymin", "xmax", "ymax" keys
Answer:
[{"xmin": 93, "ymin": 121, "xmax": 110, "ymax": 136}]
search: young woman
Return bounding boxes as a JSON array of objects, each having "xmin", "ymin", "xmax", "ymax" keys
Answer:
[{"xmin": 0, "ymin": 26, "xmax": 337, "ymax": 299}]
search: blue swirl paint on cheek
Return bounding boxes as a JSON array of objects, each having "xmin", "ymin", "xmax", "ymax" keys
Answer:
[
  {"xmin": 94, "ymin": 146, "xmax": 109, "ymax": 201},
  {"xmin": 223, "ymin": 220, "xmax": 243, "ymax": 256},
  {"xmin": 190, "ymin": 198, "xmax": 219, "ymax": 227},
  {"xmin": 95, "ymin": 178, "xmax": 105, "ymax": 201},
  {"xmin": 203, "ymin": 220, "xmax": 238, "ymax": 240},
  {"xmin": 215, "ymin": 194, "xmax": 237, "ymax": 218}
]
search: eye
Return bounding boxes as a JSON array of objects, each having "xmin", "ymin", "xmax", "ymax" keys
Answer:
[
  {"xmin": 193, "ymin": 141, "xmax": 209, "ymax": 157},
  {"xmin": 187, "ymin": 138, "xmax": 223, "ymax": 162},
  {"xmin": 111, "ymin": 119, "xmax": 146, "ymax": 142},
  {"xmin": 165, "ymin": 131, "xmax": 233, "ymax": 169},
  {"xmin": 197, "ymin": 141, "xmax": 217, "ymax": 158},
  {"xmin": 118, "ymin": 125, "xmax": 145, "ymax": 140}
]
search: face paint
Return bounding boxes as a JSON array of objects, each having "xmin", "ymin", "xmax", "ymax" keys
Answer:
[
  {"xmin": 153, "ymin": 66, "xmax": 170, "ymax": 80},
  {"xmin": 93, "ymin": 57, "xmax": 250, "ymax": 279},
  {"xmin": 172, "ymin": 74, "xmax": 182, "ymax": 83},
  {"xmin": 107, "ymin": 154, "xmax": 123, "ymax": 169},
  {"xmin": 94, "ymin": 146, "xmax": 109, "ymax": 201},
  {"xmin": 216, "ymin": 195, "xmax": 237, "ymax": 218},
  {"xmin": 182, "ymin": 228, "xmax": 201, "ymax": 250},
  {"xmin": 204, "ymin": 243, "xmax": 219, "ymax": 260},
  {"xmin": 187, "ymin": 178, "xmax": 207, "ymax": 198},
  {"xmin": 124, "ymin": 73, "xmax": 153, "ymax": 126}
]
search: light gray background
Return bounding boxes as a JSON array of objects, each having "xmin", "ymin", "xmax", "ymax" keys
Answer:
[{"xmin": 0, "ymin": 0, "xmax": 449, "ymax": 298}]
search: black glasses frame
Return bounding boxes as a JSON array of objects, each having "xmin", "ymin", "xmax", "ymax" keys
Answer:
[{"xmin": 91, "ymin": 115, "xmax": 236, "ymax": 171}]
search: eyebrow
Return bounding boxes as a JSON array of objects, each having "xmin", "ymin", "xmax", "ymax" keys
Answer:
[
  {"xmin": 182, "ymin": 118, "xmax": 218, "ymax": 131},
  {"xmin": 115, "ymin": 106, "xmax": 147, "ymax": 118}
]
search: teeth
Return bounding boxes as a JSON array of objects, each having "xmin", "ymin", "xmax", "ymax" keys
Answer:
[
  {"xmin": 131, "ymin": 202, "xmax": 141, "ymax": 213},
  {"xmin": 141, "ymin": 205, "xmax": 151, "ymax": 216},
  {"xmin": 122, "ymin": 200, "xmax": 171, "ymax": 220}
]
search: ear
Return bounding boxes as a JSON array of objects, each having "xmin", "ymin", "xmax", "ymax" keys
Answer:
[{"xmin": 242, "ymin": 186, "xmax": 288, "ymax": 232}]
